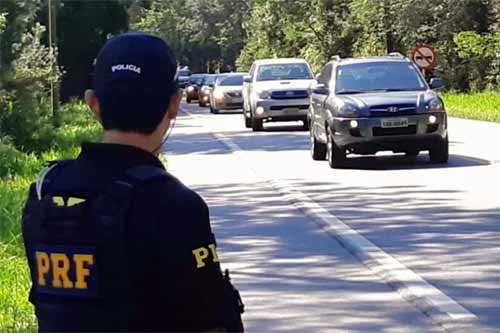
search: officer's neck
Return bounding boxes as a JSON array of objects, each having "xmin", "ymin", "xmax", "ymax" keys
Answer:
[{"xmin": 101, "ymin": 130, "xmax": 159, "ymax": 156}]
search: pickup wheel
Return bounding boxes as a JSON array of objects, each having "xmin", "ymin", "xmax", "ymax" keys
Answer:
[
  {"xmin": 252, "ymin": 117, "xmax": 263, "ymax": 131},
  {"xmin": 429, "ymin": 135, "xmax": 449, "ymax": 164},
  {"xmin": 326, "ymin": 126, "xmax": 347, "ymax": 168},
  {"xmin": 186, "ymin": 98, "xmax": 192, "ymax": 104},
  {"xmin": 244, "ymin": 115, "xmax": 252, "ymax": 128},
  {"xmin": 302, "ymin": 119, "xmax": 310, "ymax": 131},
  {"xmin": 310, "ymin": 127, "xmax": 326, "ymax": 160},
  {"xmin": 210, "ymin": 106, "xmax": 219, "ymax": 114}
]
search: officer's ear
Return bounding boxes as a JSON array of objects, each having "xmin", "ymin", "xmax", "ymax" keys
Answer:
[
  {"xmin": 166, "ymin": 89, "xmax": 182, "ymax": 120},
  {"xmin": 84, "ymin": 89, "xmax": 102, "ymax": 122}
]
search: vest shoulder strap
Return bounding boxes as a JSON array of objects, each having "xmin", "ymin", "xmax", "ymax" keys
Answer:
[{"xmin": 35, "ymin": 159, "xmax": 74, "ymax": 200}]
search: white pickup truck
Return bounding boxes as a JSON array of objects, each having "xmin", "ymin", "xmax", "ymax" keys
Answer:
[{"xmin": 242, "ymin": 58, "xmax": 315, "ymax": 131}]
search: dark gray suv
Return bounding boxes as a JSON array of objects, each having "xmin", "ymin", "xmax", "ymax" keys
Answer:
[{"xmin": 309, "ymin": 55, "xmax": 448, "ymax": 168}]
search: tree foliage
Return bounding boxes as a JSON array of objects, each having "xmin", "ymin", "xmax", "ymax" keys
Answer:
[{"xmin": 133, "ymin": 0, "xmax": 249, "ymax": 72}]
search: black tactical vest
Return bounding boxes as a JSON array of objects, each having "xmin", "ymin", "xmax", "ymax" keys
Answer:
[{"xmin": 22, "ymin": 161, "xmax": 168, "ymax": 332}]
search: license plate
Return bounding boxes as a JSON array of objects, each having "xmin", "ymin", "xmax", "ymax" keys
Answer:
[
  {"xmin": 381, "ymin": 118, "xmax": 409, "ymax": 128},
  {"xmin": 282, "ymin": 108, "xmax": 299, "ymax": 113}
]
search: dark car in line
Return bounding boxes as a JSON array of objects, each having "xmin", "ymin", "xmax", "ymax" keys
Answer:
[
  {"xmin": 209, "ymin": 73, "xmax": 247, "ymax": 114},
  {"xmin": 177, "ymin": 68, "xmax": 191, "ymax": 89},
  {"xmin": 185, "ymin": 74, "xmax": 207, "ymax": 103},
  {"xmin": 309, "ymin": 54, "xmax": 448, "ymax": 168},
  {"xmin": 198, "ymin": 74, "xmax": 222, "ymax": 107}
]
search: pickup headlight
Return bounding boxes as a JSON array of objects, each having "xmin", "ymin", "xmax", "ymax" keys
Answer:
[
  {"xmin": 427, "ymin": 98, "xmax": 444, "ymax": 112},
  {"xmin": 257, "ymin": 90, "xmax": 271, "ymax": 99},
  {"xmin": 337, "ymin": 103, "xmax": 359, "ymax": 118},
  {"xmin": 187, "ymin": 86, "xmax": 195, "ymax": 92}
]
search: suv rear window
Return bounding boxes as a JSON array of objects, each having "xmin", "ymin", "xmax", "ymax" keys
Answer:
[
  {"xmin": 335, "ymin": 62, "xmax": 426, "ymax": 94},
  {"xmin": 257, "ymin": 63, "xmax": 313, "ymax": 81}
]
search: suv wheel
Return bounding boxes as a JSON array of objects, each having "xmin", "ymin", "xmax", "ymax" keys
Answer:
[
  {"xmin": 310, "ymin": 126, "xmax": 326, "ymax": 160},
  {"xmin": 326, "ymin": 126, "xmax": 347, "ymax": 168},
  {"xmin": 429, "ymin": 135, "xmax": 449, "ymax": 164},
  {"xmin": 210, "ymin": 106, "xmax": 219, "ymax": 114},
  {"xmin": 252, "ymin": 117, "xmax": 263, "ymax": 131},
  {"xmin": 187, "ymin": 98, "xmax": 191, "ymax": 104}
]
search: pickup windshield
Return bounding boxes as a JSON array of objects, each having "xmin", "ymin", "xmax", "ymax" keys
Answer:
[
  {"xmin": 335, "ymin": 62, "xmax": 427, "ymax": 94},
  {"xmin": 257, "ymin": 63, "xmax": 313, "ymax": 81}
]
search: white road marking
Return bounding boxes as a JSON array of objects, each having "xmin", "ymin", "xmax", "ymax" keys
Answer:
[{"xmin": 182, "ymin": 108, "xmax": 483, "ymax": 332}]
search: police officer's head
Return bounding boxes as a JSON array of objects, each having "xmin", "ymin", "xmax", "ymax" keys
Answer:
[{"xmin": 85, "ymin": 32, "xmax": 181, "ymax": 154}]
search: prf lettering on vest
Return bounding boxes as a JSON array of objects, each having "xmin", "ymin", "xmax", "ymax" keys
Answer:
[
  {"xmin": 192, "ymin": 244, "xmax": 220, "ymax": 269},
  {"xmin": 35, "ymin": 251, "xmax": 94, "ymax": 289}
]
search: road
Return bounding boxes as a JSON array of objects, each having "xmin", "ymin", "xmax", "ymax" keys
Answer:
[{"xmin": 164, "ymin": 103, "xmax": 500, "ymax": 332}]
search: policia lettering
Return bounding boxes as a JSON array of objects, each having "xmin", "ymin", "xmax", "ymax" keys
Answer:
[
  {"xmin": 36, "ymin": 251, "xmax": 94, "ymax": 289},
  {"xmin": 193, "ymin": 243, "xmax": 220, "ymax": 269}
]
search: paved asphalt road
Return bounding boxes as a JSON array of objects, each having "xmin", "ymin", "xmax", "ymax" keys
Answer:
[{"xmin": 164, "ymin": 102, "xmax": 500, "ymax": 332}]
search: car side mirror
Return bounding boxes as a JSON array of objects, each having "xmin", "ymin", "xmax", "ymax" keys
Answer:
[
  {"xmin": 313, "ymin": 84, "xmax": 329, "ymax": 95},
  {"xmin": 243, "ymin": 76, "xmax": 252, "ymax": 83},
  {"xmin": 430, "ymin": 77, "xmax": 444, "ymax": 90}
]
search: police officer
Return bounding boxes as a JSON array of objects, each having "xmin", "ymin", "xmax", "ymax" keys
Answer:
[{"xmin": 22, "ymin": 33, "xmax": 244, "ymax": 332}]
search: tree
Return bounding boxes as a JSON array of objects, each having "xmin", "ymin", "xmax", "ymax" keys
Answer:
[
  {"xmin": 133, "ymin": 0, "xmax": 250, "ymax": 73},
  {"xmin": 38, "ymin": 0, "xmax": 129, "ymax": 101}
]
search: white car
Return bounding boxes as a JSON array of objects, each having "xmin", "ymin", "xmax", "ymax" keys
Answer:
[{"xmin": 242, "ymin": 58, "xmax": 315, "ymax": 131}]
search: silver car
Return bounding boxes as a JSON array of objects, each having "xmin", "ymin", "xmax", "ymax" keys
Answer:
[
  {"xmin": 242, "ymin": 58, "xmax": 315, "ymax": 131},
  {"xmin": 210, "ymin": 74, "xmax": 246, "ymax": 114}
]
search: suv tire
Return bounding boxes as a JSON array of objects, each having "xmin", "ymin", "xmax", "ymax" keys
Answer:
[
  {"xmin": 187, "ymin": 98, "xmax": 191, "ymax": 104},
  {"xmin": 252, "ymin": 117, "xmax": 263, "ymax": 131},
  {"xmin": 429, "ymin": 135, "xmax": 449, "ymax": 164},
  {"xmin": 326, "ymin": 126, "xmax": 347, "ymax": 168},
  {"xmin": 210, "ymin": 106, "xmax": 219, "ymax": 114},
  {"xmin": 310, "ymin": 127, "xmax": 326, "ymax": 160}
]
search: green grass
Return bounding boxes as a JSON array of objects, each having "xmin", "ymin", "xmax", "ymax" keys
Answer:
[
  {"xmin": 443, "ymin": 92, "xmax": 500, "ymax": 122},
  {"xmin": 0, "ymin": 101, "xmax": 101, "ymax": 331}
]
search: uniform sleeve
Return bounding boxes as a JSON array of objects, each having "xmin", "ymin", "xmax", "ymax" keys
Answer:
[{"xmin": 153, "ymin": 187, "xmax": 226, "ymax": 332}]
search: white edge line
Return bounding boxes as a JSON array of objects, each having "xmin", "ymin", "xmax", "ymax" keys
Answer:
[{"xmin": 182, "ymin": 108, "xmax": 483, "ymax": 332}]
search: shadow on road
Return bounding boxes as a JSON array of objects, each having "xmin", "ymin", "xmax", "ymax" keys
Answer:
[
  {"xmin": 192, "ymin": 182, "xmax": 444, "ymax": 332},
  {"xmin": 194, "ymin": 180, "xmax": 500, "ymax": 331}
]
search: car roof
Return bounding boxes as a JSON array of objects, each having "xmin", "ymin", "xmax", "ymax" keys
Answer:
[
  {"xmin": 333, "ymin": 56, "xmax": 411, "ymax": 66},
  {"xmin": 253, "ymin": 58, "xmax": 309, "ymax": 66}
]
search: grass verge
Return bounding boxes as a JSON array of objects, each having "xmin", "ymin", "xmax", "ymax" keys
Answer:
[{"xmin": 443, "ymin": 92, "xmax": 500, "ymax": 122}]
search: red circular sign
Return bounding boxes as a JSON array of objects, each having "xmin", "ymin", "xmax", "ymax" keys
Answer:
[{"xmin": 412, "ymin": 44, "xmax": 437, "ymax": 70}]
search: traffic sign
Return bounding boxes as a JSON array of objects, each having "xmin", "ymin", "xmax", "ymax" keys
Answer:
[{"xmin": 412, "ymin": 44, "xmax": 437, "ymax": 70}]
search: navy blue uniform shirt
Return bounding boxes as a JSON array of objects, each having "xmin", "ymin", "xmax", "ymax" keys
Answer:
[{"xmin": 24, "ymin": 142, "xmax": 226, "ymax": 331}]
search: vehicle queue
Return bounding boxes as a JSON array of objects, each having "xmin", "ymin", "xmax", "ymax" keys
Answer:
[{"xmin": 181, "ymin": 52, "xmax": 448, "ymax": 168}]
